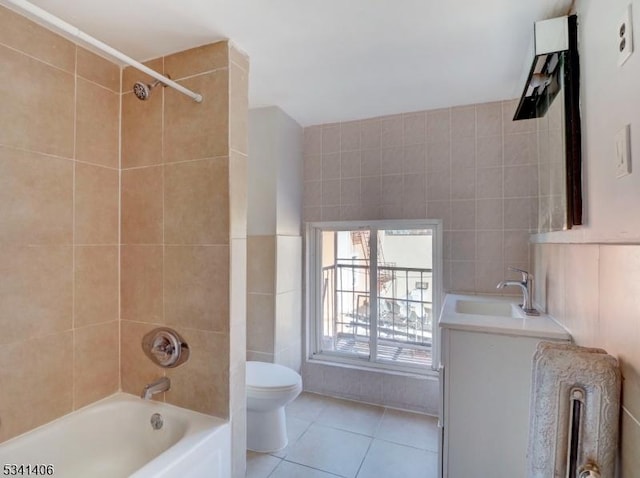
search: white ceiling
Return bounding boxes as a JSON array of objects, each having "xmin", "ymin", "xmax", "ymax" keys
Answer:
[{"xmin": 7, "ymin": 0, "xmax": 572, "ymax": 126}]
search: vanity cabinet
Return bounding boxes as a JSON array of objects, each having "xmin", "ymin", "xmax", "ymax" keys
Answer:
[{"xmin": 438, "ymin": 294, "xmax": 571, "ymax": 478}]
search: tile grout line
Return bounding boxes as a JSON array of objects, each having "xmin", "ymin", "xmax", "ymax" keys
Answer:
[
  {"xmin": 71, "ymin": 44, "xmax": 78, "ymax": 412},
  {"xmin": 117, "ymin": 60, "xmax": 123, "ymax": 393},
  {"xmin": 160, "ymin": 55, "xmax": 168, "ymax": 393},
  {"xmin": 0, "ymin": 143, "xmax": 119, "ymax": 170},
  {"xmin": 272, "ymin": 394, "xmax": 439, "ymax": 478},
  {"xmin": 121, "ymin": 154, "xmax": 231, "ymax": 171},
  {"xmin": 76, "ymin": 73, "xmax": 120, "ymax": 95},
  {"xmin": 0, "ymin": 41, "xmax": 75, "ymax": 76},
  {"xmin": 353, "ymin": 436, "xmax": 375, "ymax": 478},
  {"xmin": 268, "ymin": 459, "xmax": 345, "ymax": 478},
  {"xmin": 374, "ymin": 407, "xmax": 387, "ymax": 437}
]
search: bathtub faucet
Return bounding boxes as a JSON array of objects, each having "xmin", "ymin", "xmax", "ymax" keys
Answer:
[
  {"xmin": 141, "ymin": 377, "xmax": 171, "ymax": 400},
  {"xmin": 496, "ymin": 267, "xmax": 540, "ymax": 316}
]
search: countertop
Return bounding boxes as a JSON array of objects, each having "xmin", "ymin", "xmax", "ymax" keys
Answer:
[{"xmin": 438, "ymin": 293, "xmax": 571, "ymax": 340}]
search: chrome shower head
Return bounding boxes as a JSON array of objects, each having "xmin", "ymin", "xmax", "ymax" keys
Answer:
[{"xmin": 132, "ymin": 79, "xmax": 163, "ymax": 101}]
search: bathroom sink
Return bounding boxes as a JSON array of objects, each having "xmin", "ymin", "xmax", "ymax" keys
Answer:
[
  {"xmin": 440, "ymin": 294, "xmax": 570, "ymax": 339},
  {"xmin": 454, "ymin": 299, "xmax": 522, "ymax": 318}
]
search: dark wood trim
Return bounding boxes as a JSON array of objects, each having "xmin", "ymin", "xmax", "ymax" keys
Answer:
[{"xmin": 563, "ymin": 14, "xmax": 583, "ymax": 228}]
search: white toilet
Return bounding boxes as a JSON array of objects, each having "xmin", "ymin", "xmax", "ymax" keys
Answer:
[{"xmin": 246, "ymin": 361, "xmax": 302, "ymax": 452}]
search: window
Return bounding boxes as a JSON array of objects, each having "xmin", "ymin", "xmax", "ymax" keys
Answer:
[{"xmin": 306, "ymin": 220, "xmax": 442, "ymax": 373}]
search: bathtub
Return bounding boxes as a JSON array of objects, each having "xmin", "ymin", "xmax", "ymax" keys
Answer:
[{"xmin": 0, "ymin": 393, "xmax": 230, "ymax": 478}]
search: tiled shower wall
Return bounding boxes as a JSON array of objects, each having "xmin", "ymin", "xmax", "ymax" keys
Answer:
[
  {"xmin": 120, "ymin": 42, "xmax": 232, "ymax": 416},
  {"xmin": 0, "ymin": 9, "xmax": 249, "ymax": 475},
  {"xmin": 303, "ymin": 100, "xmax": 539, "ymax": 294},
  {"xmin": 0, "ymin": 6, "xmax": 120, "ymax": 442},
  {"xmin": 120, "ymin": 42, "xmax": 249, "ymax": 477}
]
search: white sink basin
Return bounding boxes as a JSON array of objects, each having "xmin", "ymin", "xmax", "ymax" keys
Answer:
[
  {"xmin": 455, "ymin": 299, "xmax": 522, "ymax": 318},
  {"xmin": 440, "ymin": 294, "xmax": 571, "ymax": 340}
]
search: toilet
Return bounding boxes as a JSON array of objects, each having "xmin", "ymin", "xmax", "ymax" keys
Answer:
[{"xmin": 246, "ymin": 361, "xmax": 302, "ymax": 452}]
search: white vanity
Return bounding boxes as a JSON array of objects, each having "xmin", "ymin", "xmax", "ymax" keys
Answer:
[{"xmin": 438, "ymin": 294, "xmax": 571, "ymax": 478}]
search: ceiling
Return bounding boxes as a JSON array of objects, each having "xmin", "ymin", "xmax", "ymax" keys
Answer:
[{"xmin": 6, "ymin": 0, "xmax": 572, "ymax": 126}]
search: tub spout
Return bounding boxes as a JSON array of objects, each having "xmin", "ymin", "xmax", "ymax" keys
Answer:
[{"xmin": 141, "ymin": 377, "xmax": 170, "ymax": 400}]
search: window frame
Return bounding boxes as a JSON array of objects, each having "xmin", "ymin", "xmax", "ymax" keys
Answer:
[{"xmin": 305, "ymin": 219, "xmax": 443, "ymax": 375}]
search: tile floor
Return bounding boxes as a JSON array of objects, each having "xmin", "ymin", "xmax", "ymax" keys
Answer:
[{"xmin": 246, "ymin": 392, "xmax": 439, "ymax": 478}]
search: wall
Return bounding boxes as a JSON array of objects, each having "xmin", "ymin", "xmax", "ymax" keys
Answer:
[
  {"xmin": 303, "ymin": 100, "xmax": 539, "ymax": 294},
  {"xmin": 301, "ymin": 100, "xmax": 539, "ymax": 411},
  {"xmin": 533, "ymin": 244, "xmax": 640, "ymax": 476},
  {"xmin": 0, "ymin": 6, "xmax": 120, "ymax": 442},
  {"xmin": 0, "ymin": 10, "xmax": 248, "ymax": 475},
  {"xmin": 537, "ymin": 92, "xmax": 567, "ymax": 231},
  {"xmin": 248, "ymin": 106, "xmax": 303, "ymax": 237},
  {"xmin": 247, "ymin": 107, "xmax": 303, "ymax": 371},
  {"xmin": 120, "ymin": 42, "xmax": 248, "ymax": 477},
  {"xmin": 228, "ymin": 45, "xmax": 249, "ymax": 478},
  {"xmin": 531, "ymin": 1, "xmax": 640, "ymax": 475}
]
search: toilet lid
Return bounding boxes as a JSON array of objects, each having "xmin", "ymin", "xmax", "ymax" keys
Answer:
[{"xmin": 246, "ymin": 361, "xmax": 302, "ymax": 391}]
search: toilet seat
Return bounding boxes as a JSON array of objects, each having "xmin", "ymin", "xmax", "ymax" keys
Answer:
[{"xmin": 246, "ymin": 361, "xmax": 302, "ymax": 395}]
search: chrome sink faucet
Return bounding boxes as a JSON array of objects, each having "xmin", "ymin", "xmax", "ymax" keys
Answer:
[
  {"xmin": 496, "ymin": 267, "xmax": 540, "ymax": 316},
  {"xmin": 141, "ymin": 377, "xmax": 171, "ymax": 400}
]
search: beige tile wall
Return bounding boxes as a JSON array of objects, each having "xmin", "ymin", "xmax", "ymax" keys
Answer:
[
  {"xmin": 0, "ymin": 12, "xmax": 248, "ymax": 475},
  {"xmin": 302, "ymin": 361, "xmax": 439, "ymax": 415},
  {"xmin": 274, "ymin": 236, "xmax": 303, "ymax": 370},
  {"xmin": 120, "ymin": 42, "xmax": 230, "ymax": 412},
  {"xmin": 0, "ymin": 6, "xmax": 120, "ymax": 442},
  {"xmin": 229, "ymin": 46, "xmax": 249, "ymax": 478},
  {"xmin": 303, "ymin": 100, "xmax": 539, "ymax": 294},
  {"xmin": 120, "ymin": 41, "xmax": 249, "ymax": 478},
  {"xmin": 533, "ymin": 243, "xmax": 640, "ymax": 475},
  {"xmin": 247, "ymin": 234, "xmax": 276, "ymax": 362},
  {"xmin": 301, "ymin": 100, "xmax": 540, "ymax": 413},
  {"xmin": 246, "ymin": 235, "xmax": 302, "ymax": 371}
]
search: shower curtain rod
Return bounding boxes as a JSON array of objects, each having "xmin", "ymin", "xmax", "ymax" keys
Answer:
[{"xmin": 4, "ymin": 0, "xmax": 204, "ymax": 103}]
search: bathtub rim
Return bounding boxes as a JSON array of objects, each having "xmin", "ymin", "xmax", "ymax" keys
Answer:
[{"xmin": 0, "ymin": 391, "xmax": 230, "ymax": 477}]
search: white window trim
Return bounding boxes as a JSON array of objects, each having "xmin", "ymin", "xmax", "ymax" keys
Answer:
[{"xmin": 304, "ymin": 219, "xmax": 443, "ymax": 376}]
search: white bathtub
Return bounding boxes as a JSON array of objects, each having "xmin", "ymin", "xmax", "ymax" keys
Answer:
[{"xmin": 0, "ymin": 393, "xmax": 230, "ymax": 478}]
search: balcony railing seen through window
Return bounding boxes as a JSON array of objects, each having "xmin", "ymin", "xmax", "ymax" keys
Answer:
[{"xmin": 321, "ymin": 261, "xmax": 433, "ymax": 367}]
